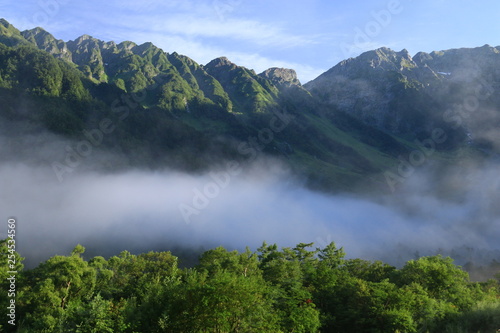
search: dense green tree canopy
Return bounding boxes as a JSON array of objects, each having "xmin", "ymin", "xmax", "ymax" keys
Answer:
[{"xmin": 1, "ymin": 239, "xmax": 499, "ymax": 332}]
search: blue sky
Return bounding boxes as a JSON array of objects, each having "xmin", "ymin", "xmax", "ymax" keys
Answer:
[{"xmin": 1, "ymin": 0, "xmax": 500, "ymax": 83}]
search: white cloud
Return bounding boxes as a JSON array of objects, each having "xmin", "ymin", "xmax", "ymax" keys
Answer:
[
  {"xmin": 4, "ymin": 158, "xmax": 499, "ymax": 268},
  {"xmin": 145, "ymin": 16, "xmax": 313, "ymax": 49}
]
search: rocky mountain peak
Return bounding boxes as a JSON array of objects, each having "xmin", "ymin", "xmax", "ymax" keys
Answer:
[
  {"xmin": 134, "ymin": 41, "xmax": 154, "ymax": 51},
  {"xmin": 101, "ymin": 40, "xmax": 117, "ymax": 50},
  {"xmin": 413, "ymin": 51, "xmax": 432, "ymax": 65},
  {"xmin": 28, "ymin": 26, "xmax": 47, "ymax": 34},
  {"xmin": 356, "ymin": 47, "xmax": 416, "ymax": 71},
  {"xmin": 118, "ymin": 40, "xmax": 137, "ymax": 51},
  {"xmin": 21, "ymin": 27, "xmax": 54, "ymax": 42},
  {"xmin": 259, "ymin": 67, "xmax": 301, "ymax": 86},
  {"xmin": 0, "ymin": 18, "xmax": 12, "ymax": 29},
  {"xmin": 205, "ymin": 56, "xmax": 234, "ymax": 69},
  {"xmin": 0, "ymin": 18, "xmax": 26, "ymax": 46},
  {"xmin": 20, "ymin": 27, "xmax": 71, "ymax": 61},
  {"xmin": 130, "ymin": 41, "xmax": 159, "ymax": 56},
  {"xmin": 75, "ymin": 34, "xmax": 95, "ymax": 43}
]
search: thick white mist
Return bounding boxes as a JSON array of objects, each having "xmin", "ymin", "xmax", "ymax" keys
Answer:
[{"xmin": 1, "ymin": 154, "xmax": 499, "ymax": 268}]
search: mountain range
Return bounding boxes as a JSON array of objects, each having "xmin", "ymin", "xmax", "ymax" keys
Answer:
[{"xmin": 1, "ymin": 18, "xmax": 499, "ymax": 194}]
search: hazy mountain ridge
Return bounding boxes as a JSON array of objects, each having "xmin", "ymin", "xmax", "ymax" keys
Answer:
[{"xmin": 305, "ymin": 45, "xmax": 500, "ymax": 154}]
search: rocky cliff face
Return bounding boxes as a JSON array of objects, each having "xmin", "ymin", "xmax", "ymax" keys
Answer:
[
  {"xmin": 305, "ymin": 48, "xmax": 431, "ymax": 133},
  {"xmin": 304, "ymin": 46, "xmax": 500, "ymax": 151},
  {"xmin": 259, "ymin": 67, "xmax": 301, "ymax": 87}
]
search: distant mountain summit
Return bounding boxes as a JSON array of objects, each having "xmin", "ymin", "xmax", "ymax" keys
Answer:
[
  {"xmin": 205, "ymin": 56, "xmax": 235, "ymax": 69},
  {"xmin": 305, "ymin": 45, "xmax": 500, "ymax": 152},
  {"xmin": 259, "ymin": 67, "xmax": 301, "ymax": 87}
]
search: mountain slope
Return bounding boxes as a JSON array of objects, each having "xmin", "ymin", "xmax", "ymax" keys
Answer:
[
  {"xmin": 203, "ymin": 56, "xmax": 279, "ymax": 114},
  {"xmin": 2, "ymin": 19, "xmax": 497, "ymax": 194},
  {"xmin": 304, "ymin": 46, "xmax": 500, "ymax": 153}
]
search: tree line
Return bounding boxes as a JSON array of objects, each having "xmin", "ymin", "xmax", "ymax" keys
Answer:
[{"xmin": 1, "ymin": 239, "xmax": 499, "ymax": 332}]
